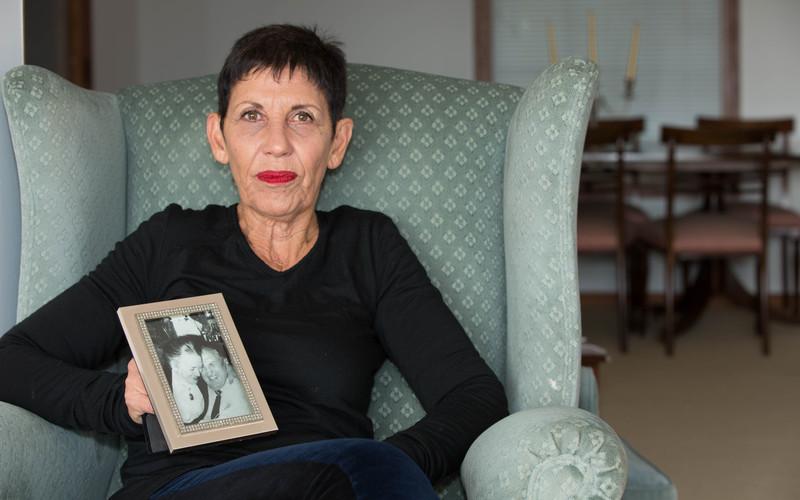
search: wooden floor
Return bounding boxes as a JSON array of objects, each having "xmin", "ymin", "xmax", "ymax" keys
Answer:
[{"xmin": 582, "ymin": 298, "xmax": 800, "ymax": 500}]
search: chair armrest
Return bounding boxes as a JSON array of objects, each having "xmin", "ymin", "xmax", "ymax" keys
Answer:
[
  {"xmin": 0, "ymin": 401, "xmax": 121, "ymax": 500},
  {"xmin": 461, "ymin": 407, "xmax": 627, "ymax": 500}
]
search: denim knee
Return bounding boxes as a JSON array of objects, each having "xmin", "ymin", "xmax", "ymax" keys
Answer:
[{"xmin": 330, "ymin": 438, "xmax": 438, "ymax": 500}]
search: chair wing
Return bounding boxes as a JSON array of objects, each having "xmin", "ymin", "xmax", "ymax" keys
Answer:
[
  {"xmin": 2, "ymin": 65, "xmax": 127, "ymax": 321},
  {"xmin": 504, "ymin": 58, "xmax": 599, "ymax": 411}
]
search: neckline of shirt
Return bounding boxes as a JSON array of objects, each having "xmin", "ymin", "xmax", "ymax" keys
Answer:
[{"xmin": 228, "ymin": 204, "xmax": 328, "ymax": 276}]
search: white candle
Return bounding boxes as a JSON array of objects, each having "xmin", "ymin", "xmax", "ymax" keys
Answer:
[
  {"xmin": 626, "ymin": 23, "xmax": 640, "ymax": 80},
  {"xmin": 547, "ymin": 22, "xmax": 558, "ymax": 64},
  {"xmin": 588, "ymin": 12, "xmax": 597, "ymax": 63}
]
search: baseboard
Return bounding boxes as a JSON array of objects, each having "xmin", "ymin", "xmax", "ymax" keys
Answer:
[{"xmin": 580, "ymin": 292, "xmax": 788, "ymax": 308}]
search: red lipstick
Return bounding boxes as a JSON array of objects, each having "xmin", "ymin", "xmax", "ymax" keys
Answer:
[{"xmin": 257, "ymin": 170, "xmax": 297, "ymax": 184}]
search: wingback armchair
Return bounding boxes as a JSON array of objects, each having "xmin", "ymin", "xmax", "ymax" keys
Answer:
[{"xmin": 1, "ymin": 60, "xmax": 634, "ymax": 499}]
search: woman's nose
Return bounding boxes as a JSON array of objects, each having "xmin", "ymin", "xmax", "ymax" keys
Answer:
[{"xmin": 260, "ymin": 121, "xmax": 292, "ymax": 157}]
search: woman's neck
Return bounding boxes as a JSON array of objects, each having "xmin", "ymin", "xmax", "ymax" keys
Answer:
[{"xmin": 237, "ymin": 205, "xmax": 319, "ymax": 272}]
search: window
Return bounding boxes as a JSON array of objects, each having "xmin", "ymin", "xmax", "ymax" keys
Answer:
[{"xmin": 490, "ymin": 0, "xmax": 724, "ymax": 143}]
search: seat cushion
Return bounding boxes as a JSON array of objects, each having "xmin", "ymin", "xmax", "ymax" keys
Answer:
[
  {"xmin": 640, "ymin": 212, "xmax": 762, "ymax": 255},
  {"xmin": 726, "ymin": 202, "xmax": 800, "ymax": 233},
  {"xmin": 577, "ymin": 201, "xmax": 649, "ymax": 252}
]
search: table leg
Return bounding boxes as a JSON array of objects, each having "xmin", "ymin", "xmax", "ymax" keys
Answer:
[
  {"xmin": 673, "ymin": 259, "xmax": 714, "ymax": 334},
  {"xmin": 722, "ymin": 257, "xmax": 800, "ymax": 324}
]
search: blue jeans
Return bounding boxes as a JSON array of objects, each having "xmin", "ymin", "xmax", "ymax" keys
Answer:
[{"xmin": 151, "ymin": 438, "xmax": 439, "ymax": 499}]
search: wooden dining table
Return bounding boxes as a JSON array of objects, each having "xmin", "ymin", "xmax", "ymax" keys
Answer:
[{"xmin": 581, "ymin": 146, "xmax": 800, "ymax": 333}]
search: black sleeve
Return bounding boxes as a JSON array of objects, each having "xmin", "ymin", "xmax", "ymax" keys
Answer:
[
  {"xmin": 373, "ymin": 216, "xmax": 509, "ymax": 484},
  {"xmin": 0, "ymin": 206, "xmax": 174, "ymax": 437}
]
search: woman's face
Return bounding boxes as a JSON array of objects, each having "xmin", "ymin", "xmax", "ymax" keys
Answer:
[
  {"xmin": 207, "ymin": 68, "xmax": 353, "ymax": 223},
  {"xmin": 172, "ymin": 347, "xmax": 202, "ymax": 383}
]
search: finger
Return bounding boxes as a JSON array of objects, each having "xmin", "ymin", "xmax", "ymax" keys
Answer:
[{"xmin": 125, "ymin": 358, "xmax": 154, "ymax": 422}]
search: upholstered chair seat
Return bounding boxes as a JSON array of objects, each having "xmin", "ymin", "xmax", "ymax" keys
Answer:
[
  {"xmin": 577, "ymin": 201, "xmax": 649, "ymax": 252},
  {"xmin": 641, "ymin": 212, "xmax": 763, "ymax": 255},
  {"xmin": 726, "ymin": 201, "xmax": 800, "ymax": 234}
]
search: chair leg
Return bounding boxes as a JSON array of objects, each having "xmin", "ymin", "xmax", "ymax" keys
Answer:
[
  {"xmin": 627, "ymin": 242, "xmax": 648, "ymax": 335},
  {"xmin": 758, "ymin": 254, "xmax": 770, "ymax": 355},
  {"xmin": 616, "ymin": 249, "xmax": 628, "ymax": 353},
  {"xmin": 794, "ymin": 237, "xmax": 799, "ymax": 318},
  {"xmin": 755, "ymin": 256, "xmax": 763, "ymax": 336},
  {"xmin": 681, "ymin": 261, "xmax": 691, "ymax": 296},
  {"xmin": 782, "ymin": 235, "xmax": 789, "ymax": 310},
  {"xmin": 665, "ymin": 254, "xmax": 675, "ymax": 356}
]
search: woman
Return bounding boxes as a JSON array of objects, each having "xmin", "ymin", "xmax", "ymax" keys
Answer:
[
  {"xmin": 161, "ymin": 336, "xmax": 206, "ymax": 424},
  {"xmin": 0, "ymin": 25, "xmax": 507, "ymax": 499}
]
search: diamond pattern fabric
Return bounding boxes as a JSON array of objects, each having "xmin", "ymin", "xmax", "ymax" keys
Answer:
[
  {"xmin": 119, "ymin": 77, "xmax": 236, "ymax": 229},
  {"xmin": 2, "ymin": 66, "xmax": 127, "ymax": 321},
  {"xmin": 504, "ymin": 59, "xmax": 599, "ymax": 412}
]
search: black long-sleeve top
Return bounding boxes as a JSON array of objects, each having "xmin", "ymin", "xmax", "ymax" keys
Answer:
[{"xmin": 0, "ymin": 204, "xmax": 507, "ymax": 499}]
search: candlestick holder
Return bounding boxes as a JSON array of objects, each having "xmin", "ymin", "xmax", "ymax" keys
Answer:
[{"xmin": 624, "ymin": 78, "xmax": 636, "ymax": 101}]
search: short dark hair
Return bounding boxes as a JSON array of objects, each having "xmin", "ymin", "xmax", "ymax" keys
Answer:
[
  {"xmin": 198, "ymin": 339, "xmax": 227, "ymax": 361},
  {"xmin": 217, "ymin": 24, "xmax": 347, "ymax": 128}
]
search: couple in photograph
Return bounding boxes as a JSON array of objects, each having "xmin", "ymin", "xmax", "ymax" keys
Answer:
[{"xmin": 163, "ymin": 335, "xmax": 251, "ymax": 424}]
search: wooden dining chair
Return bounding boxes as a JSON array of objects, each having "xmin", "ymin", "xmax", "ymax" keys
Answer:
[
  {"xmin": 697, "ymin": 117, "xmax": 800, "ymax": 317},
  {"xmin": 579, "ymin": 117, "xmax": 647, "ymax": 352},
  {"xmin": 641, "ymin": 126, "xmax": 773, "ymax": 355}
]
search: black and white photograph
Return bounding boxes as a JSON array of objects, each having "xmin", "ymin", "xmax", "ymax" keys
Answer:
[
  {"xmin": 117, "ymin": 294, "xmax": 276, "ymax": 452},
  {"xmin": 144, "ymin": 315, "xmax": 252, "ymax": 425}
]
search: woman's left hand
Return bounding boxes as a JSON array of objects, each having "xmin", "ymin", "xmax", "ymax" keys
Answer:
[{"xmin": 124, "ymin": 358, "xmax": 154, "ymax": 424}]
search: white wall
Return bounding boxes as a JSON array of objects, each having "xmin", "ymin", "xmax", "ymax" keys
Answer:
[
  {"xmin": 741, "ymin": 0, "xmax": 800, "ymax": 205},
  {"xmin": 733, "ymin": 0, "xmax": 800, "ymax": 294},
  {"xmin": 0, "ymin": 1, "xmax": 23, "ymax": 333},
  {"xmin": 93, "ymin": 0, "xmax": 473, "ymax": 92},
  {"xmin": 741, "ymin": 0, "xmax": 800, "ymax": 129}
]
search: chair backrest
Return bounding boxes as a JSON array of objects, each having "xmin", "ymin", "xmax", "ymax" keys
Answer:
[
  {"xmin": 696, "ymin": 116, "xmax": 794, "ymax": 195},
  {"xmin": 581, "ymin": 117, "xmax": 645, "ymax": 198},
  {"xmin": 696, "ymin": 116, "xmax": 793, "ymax": 155},
  {"xmin": 585, "ymin": 117, "xmax": 645, "ymax": 149},
  {"xmin": 662, "ymin": 125, "xmax": 774, "ymax": 147}
]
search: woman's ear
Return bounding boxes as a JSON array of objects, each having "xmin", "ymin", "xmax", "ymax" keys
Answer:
[
  {"xmin": 207, "ymin": 113, "xmax": 229, "ymax": 164},
  {"xmin": 327, "ymin": 118, "xmax": 354, "ymax": 171}
]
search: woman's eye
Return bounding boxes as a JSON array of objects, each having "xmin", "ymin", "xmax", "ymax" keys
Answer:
[
  {"xmin": 294, "ymin": 111, "xmax": 313, "ymax": 123},
  {"xmin": 242, "ymin": 110, "xmax": 260, "ymax": 121}
]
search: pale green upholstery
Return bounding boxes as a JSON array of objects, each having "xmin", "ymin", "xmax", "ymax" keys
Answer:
[
  {"xmin": 1, "ymin": 61, "xmax": 643, "ymax": 499},
  {"xmin": 2, "ymin": 66, "xmax": 127, "ymax": 321}
]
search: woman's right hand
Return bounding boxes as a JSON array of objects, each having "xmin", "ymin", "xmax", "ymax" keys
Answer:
[{"xmin": 125, "ymin": 358, "xmax": 154, "ymax": 424}]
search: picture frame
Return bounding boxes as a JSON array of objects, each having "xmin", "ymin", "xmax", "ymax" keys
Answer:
[{"xmin": 117, "ymin": 293, "xmax": 277, "ymax": 453}]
